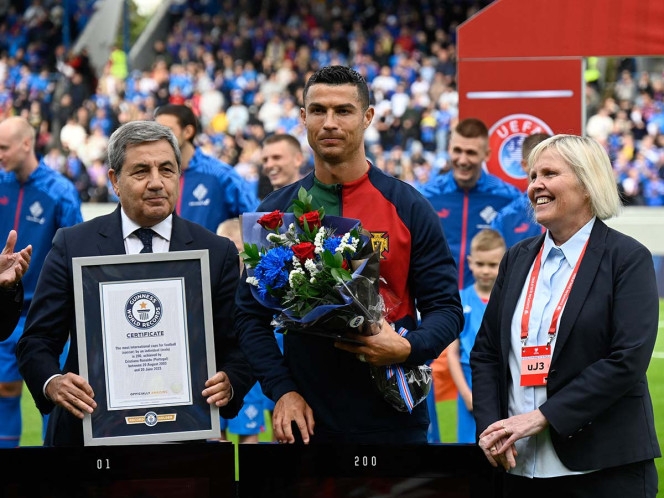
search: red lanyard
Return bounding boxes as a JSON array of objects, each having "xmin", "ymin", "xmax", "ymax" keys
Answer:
[{"xmin": 520, "ymin": 240, "xmax": 589, "ymax": 344}]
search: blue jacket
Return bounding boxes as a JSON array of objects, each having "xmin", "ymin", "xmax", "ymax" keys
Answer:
[
  {"xmin": 177, "ymin": 148, "xmax": 258, "ymax": 232},
  {"xmin": 0, "ymin": 161, "xmax": 83, "ymax": 307},
  {"xmin": 490, "ymin": 193, "xmax": 543, "ymax": 248},
  {"xmin": 457, "ymin": 285, "xmax": 487, "ymax": 367},
  {"xmin": 419, "ymin": 170, "xmax": 521, "ymax": 289},
  {"xmin": 235, "ymin": 165, "xmax": 463, "ymax": 442}
]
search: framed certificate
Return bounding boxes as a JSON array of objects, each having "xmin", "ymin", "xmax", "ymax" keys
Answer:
[{"xmin": 73, "ymin": 251, "xmax": 220, "ymax": 446}]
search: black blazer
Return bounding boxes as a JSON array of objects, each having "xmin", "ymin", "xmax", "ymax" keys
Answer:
[
  {"xmin": 471, "ymin": 219, "xmax": 661, "ymax": 470},
  {"xmin": 0, "ymin": 281, "xmax": 23, "ymax": 341},
  {"xmin": 16, "ymin": 207, "xmax": 253, "ymax": 446}
]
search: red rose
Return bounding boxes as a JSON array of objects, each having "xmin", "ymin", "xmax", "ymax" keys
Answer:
[
  {"xmin": 299, "ymin": 211, "xmax": 321, "ymax": 230},
  {"xmin": 292, "ymin": 242, "xmax": 316, "ymax": 261},
  {"xmin": 257, "ymin": 210, "xmax": 284, "ymax": 230}
]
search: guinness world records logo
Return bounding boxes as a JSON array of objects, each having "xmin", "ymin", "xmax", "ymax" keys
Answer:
[
  {"xmin": 488, "ymin": 114, "xmax": 554, "ymax": 189},
  {"xmin": 125, "ymin": 291, "xmax": 163, "ymax": 329}
]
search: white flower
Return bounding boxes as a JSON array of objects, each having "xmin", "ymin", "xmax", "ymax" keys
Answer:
[
  {"xmin": 304, "ymin": 258, "xmax": 319, "ymax": 275},
  {"xmin": 336, "ymin": 232, "xmax": 359, "ymax": 253},
  {"xmin": 314, "ymin": 227, "xmax": 326, "ymax": 254},
  {"xmin": 246, "ymin": 276, "xmax": 259, "ymax": 286},
  {"xmin": 267, "ymin": 233, "xmax": 286, "ymax": 244},
  {"xmin": 289, "ymin": 266, "xmax": 305, "ymax": 287}
]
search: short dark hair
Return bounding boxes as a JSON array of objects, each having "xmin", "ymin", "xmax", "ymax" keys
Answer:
[
  {"xmin": 107, "ymin": 121, "xmax": 181, "ymax": 175},
  {"xmin": 521, "ymin": 133, "xmax": 551, "ymax": 161},
  {"xmin": 153, "ymin": 104, "xmax": 200, "ymax": 144},
  {"xmin": 303, "ymin": 65, "xmax": 371, "ymax": 110},
  {"xmin": 454, "ymin": 118, "xmax": 489, "ymax": 140},
  {"xmin": 262, "ymin": 133, "xmax": 302, "ymax": 151}
]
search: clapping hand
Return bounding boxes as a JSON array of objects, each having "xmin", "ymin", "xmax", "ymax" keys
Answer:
[{"xmin": 0, "ymin": 230, "xmax": 32, "ymax": 288}]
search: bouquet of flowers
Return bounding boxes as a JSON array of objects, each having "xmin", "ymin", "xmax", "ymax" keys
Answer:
[
  {"xmin": 240, "ymin": 187, "xmax": 431, "ymax": 413},
  {"xmin": 241, "ymin": 187, "xmax": 381, "ymax": 336}
]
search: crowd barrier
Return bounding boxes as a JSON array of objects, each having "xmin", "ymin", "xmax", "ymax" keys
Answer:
[{"xmin": 0, "ymin": 442, "xmax": 501, "ymax": 497}]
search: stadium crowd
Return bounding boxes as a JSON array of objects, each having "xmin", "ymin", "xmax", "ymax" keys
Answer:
[{"xmin": 3, "ymin": 0, "xmax": 661, "ymax": 206}]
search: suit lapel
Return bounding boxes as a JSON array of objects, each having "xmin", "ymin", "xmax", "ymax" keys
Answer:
[
  {"xmin": 552, "ymin": 220, "xmax": 607, "ymax": 363},
  {"xmin": 168, "ymin": 213, "xmax": 195, "ymax": 251},
  {"xmin": 97, "ymin": 206, "xmax": 127, "ymax": 255}
]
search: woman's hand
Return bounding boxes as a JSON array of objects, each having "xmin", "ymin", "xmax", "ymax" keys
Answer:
[{"xmin": 478, "ymin": 409, "xmax": 549, "ymax": 470}]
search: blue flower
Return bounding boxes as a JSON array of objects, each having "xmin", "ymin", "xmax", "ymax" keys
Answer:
[
  {"xmin": 254, "ymin": 246, "xmax": 293, "ymax": 298},
  {"xmin": 323, "ymin": 235, "xmax": 342, "ymax": 253}
]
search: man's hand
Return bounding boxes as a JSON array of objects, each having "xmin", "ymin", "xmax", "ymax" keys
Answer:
[
  {"xmin": 0, "ymin": 230, "xmax": 32, "ymax": 288},
  {"xmin": 45, "ymin": 373, "xmax": 96, "ymax": 420},
  {"xmin": 203, "ymin": 371, "xmax": 233, "ymax": 407},
  {"xmin": 272, "ymin": 391, "xmax": 314, "ymax": 444},
  {"xmin": 334, "ymin": 320, "xmax": 411, "ymax": 366}
]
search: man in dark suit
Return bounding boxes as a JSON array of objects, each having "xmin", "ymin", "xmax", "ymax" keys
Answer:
[
  {"xmin": 16, "ymin": 121, "xmax": 253, "ymax": 446},
  {"xmin": 0, "ymin": 230, "xmax": 31, "ymax": 341}
]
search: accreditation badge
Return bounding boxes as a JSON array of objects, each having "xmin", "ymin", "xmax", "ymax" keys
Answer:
[{"xmin": 520, "ymin": 345, "xmax": 551, "ymax": 387}]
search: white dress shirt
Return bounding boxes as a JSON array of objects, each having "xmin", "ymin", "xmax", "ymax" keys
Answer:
[
  {"xmin": 121, "ymin": 210, "xmax": 172, "ymax": 254},
  {"xmin": 507, "ymin": 217, "xmax": 596, "ymax": 478}
]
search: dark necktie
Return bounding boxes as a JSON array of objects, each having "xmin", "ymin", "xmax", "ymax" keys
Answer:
[{"xmin": 135, "ymin": 228, "xmax": 155, "ymax": 253}]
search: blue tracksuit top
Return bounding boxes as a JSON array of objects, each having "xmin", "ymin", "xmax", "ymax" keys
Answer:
[
  {"xmin": 419, "ymin": 170, "xmax": 521, "ymax": 289},
  {"xmin": 490, "ymin": 193, "xmax": 543, "ymax": 248},
  {"xmin": 0, "ymin": 161, "xmax": 83, "ymax": 308},
  {"xmin": 458, "ymin": 285, "xmax": 487, "ymax": 367},
  {"xmin": 176, "ymin": 147, "xmax": 259, "ymax": 232}
]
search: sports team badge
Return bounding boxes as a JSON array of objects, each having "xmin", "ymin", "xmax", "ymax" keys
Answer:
[{"xmin": 488, "ymin": 114, "xmax": 554, "ymax": 190}]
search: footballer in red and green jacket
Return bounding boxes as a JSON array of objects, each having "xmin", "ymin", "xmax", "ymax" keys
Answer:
[{"xmin": 235, "ymin": 164, "xmax": 463, "ymax": 444}]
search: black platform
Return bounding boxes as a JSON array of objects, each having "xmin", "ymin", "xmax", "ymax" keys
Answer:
[
  {"xmin": 0, "ymin": 442, "xmax": 236, "ymax": 497},
  {"xmin": 0, "ymin": 442, "xmax": 503, "ymax": 497},
  {"xmin": 238, "ymin": 443, "xmax": 501, "ymax": 498}
]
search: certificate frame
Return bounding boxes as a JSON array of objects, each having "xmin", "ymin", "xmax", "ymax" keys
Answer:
[{"xmin": 73, "ymin": 250, "xmax": 220, "ymax": 446}]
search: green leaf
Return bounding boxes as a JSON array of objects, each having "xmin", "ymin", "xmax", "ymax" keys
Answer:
[
  {"xmin": 291, "ymin": 200, "xmax": 305, "ymax": 219},
  {"xmin": 298, "ymin": 186, "xmax": 312, "ymax": 205},
  {"xmin": 321, "ymin": 250, "xmax": 341, "ymax": 268},
  {"xmin": 239, "ymin": 243, "xmax": 261, "ymax": 268},
  {"xmin": 331, "ymin": 267, "xmax": 352, "ymax": 282},
  {"xmin": 302, "ymin": 217, "xmax": 315, "ymax": 238}
]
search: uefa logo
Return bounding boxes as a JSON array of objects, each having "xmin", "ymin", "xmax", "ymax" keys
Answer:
[
  {"xmin": 125, "ymin": 292, "xmax": 163, "ymax": 329},
  {"xmin": 488, "ymin": 114, "xmax": 554, "ymax": 187}
]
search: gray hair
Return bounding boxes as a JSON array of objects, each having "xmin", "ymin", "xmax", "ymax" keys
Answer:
[
  {"xmin": 107, "ymin": 121, "xmax": 181, "ymax": 175},
  {"xmin": 528, "ymin": 134, "xmax": 622, "ymax": 220}
]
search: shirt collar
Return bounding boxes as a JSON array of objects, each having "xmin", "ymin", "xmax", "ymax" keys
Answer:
[
  {"xmin": 120, "ymin": 209, "xmax": 173, "ymax": 243},
  {"xmin": 542, "ymin": 217, "xmax": 595, "ymax": 269}
]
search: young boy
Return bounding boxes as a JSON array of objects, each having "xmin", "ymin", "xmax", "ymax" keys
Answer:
[
  {"xmin": 217, "ymin": 218, "xmax": 267, "ymax": 443},
  {"xmin": 447, "ymin": 229, "xmax": 506, "ymax": 443}
]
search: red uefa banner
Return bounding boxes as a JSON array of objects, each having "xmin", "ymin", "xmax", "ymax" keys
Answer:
[{"xmin": 458, "ymin": 58, "xmax": 583, "ymax": 191}]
